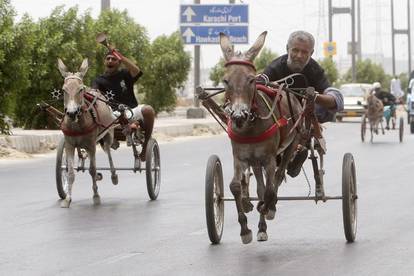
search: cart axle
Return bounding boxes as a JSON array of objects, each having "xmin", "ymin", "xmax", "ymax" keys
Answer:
[{"xmin": 221, "ymin": 195, "xmax": 344, "ymax": 201}]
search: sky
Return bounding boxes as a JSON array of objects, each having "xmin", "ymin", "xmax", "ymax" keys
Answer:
[{"xmin": 9, "ymin": 0, "xmax": 413, "ymax": 74}]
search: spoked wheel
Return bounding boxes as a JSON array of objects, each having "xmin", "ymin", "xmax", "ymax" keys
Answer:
[
  {"xmin": 360, "ymin": 115, "xmax": 367, "ymax": 142},
  {"xmin": 145, "ymin": 138, "xmax": 161, "ymax": 200},
  {"xmin": 399, "ymin": 117, "xmax": 404, "ymax": 142},
  {"xmin": 205, "ymin": 155, "xmax": 224, "ymax": 244},
  {"xmin": 56, "ymin": 138, "xmax": 68, "ymax": 199},
  {"xmin": 342, "ymin": 153, "xmax": 358, "ymax": 242}
]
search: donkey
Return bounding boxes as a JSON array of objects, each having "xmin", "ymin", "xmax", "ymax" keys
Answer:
[
  {"xmin": 366, "ymin": 91, "xmax": 384, "ymax": 142},
  {"xmin": 220, "ymin": 32, "xmax": 304, "ymax": 243},
  {"xmin": 58, "ymin": 58, "xmax": 117, "ymax": 208}
]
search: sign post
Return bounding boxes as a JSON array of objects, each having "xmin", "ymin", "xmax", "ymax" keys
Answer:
[{"xmin": 180, "ymin": 4, "xmax": 249, "ymax": 118}]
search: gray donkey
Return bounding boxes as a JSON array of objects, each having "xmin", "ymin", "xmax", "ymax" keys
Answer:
[
  {"xmin": 58, "ymin": 58, "xmax": 117, "ymax": 208},
  {"xmin": 220, "ymin": 32, "xmax": 304, "ymax": 243}
]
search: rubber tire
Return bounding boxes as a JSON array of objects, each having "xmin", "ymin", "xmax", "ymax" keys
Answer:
[
  {"xmin": 145, "ymin": 138, "xmax": 161, "ymax": 200},
  {"xmin": 205, "ymin": 155, "xmax": 224, "ymax": 244},
  {"xmin": 399, "ymin": 117, "xmax": 404, "ymax": 142},
  {"xmin": 56, "ymin": 138, "xmax": 68, "ymax": 199},
  {"xmin": 360, "ymin": 115, "xmax": 366, "ymax": 142},
  {"xmin": 342, "ymin": 153, "xmax": 357, "ymax": 243}
]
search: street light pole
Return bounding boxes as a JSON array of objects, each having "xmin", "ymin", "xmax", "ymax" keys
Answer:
[
  {"xmin": 328, "ymin": 0, "xmax": 357, "ymax": 82},
  {"xmin": 101, "ymin": 0, "xmax": 110, "ymax": 12},
  {"xmin": 391, "ymin": 0, "xmax": 411, "ymax": 76}
]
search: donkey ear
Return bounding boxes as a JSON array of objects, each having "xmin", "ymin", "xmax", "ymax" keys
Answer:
[
  {"xmin": 219, "ymin": 32, "xmax": 234, "ymax": 62},
  {"xmin": 57, "ymin": 58, "xmax": 69, "ymax": 78},
  {"xmin": 78, "ymin": 58, "xmax": 89, "ymax": 78},
  {"xmin": 244, "ymin": 31, "xmax": 267, "ymax": 61}
]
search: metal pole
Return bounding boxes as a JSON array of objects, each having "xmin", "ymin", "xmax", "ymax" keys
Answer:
[
  {"xmin": 351, "ymin": 0, "xmax": 356, "ymax": 82},
  {"xmin": 328, "ymin": 0, "xmax": 333, "ymax": 42},
  {"xmin": 194, "ymin": 0, "xmax": 200, "ymax": 107},
  {"xmin": 391, "ymin": 0, "xmax": 396, "ymax": 76},
  {"xmin": 357, "ymin": 0, "xmax": 362, "ymax": 60},
  {"xmin": 408, "ymin": 0, "xmax": 411, "ymax": 74},
  {"xmin": 101, "ymin": 0, "xmax": 110, "ymax": 11}
]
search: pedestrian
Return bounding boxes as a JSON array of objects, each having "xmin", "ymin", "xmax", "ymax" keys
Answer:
[{"xmin": 390, "ymin": 75, "xmax": 404, "ymax": 101}]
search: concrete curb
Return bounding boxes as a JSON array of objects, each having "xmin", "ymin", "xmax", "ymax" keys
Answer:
[{"xmin": 0, "ymin": 118, "xmax": 224, "ymax": 154}]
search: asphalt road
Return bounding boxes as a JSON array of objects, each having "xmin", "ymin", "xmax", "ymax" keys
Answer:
[{"xmin": 1, "ymin": 119, "xmax": 414, "ymax": 276}]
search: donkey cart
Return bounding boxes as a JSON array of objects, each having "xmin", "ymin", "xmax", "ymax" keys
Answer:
[
  {"xmin": 360, "ymin": 105, "xmax": 404, "ymax": 143},
  {"xmin": 38, "ymin": 101, "xmax": 161, "ymax": 202},
  {"xmin": 198, "ymin": 86, "xmax": 358, "ymax": 245}
]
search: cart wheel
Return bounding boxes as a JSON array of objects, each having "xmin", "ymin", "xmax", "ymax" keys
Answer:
[
  {"xmin": 342, "ymin": 153, "xmax": 358, "ymax": 242},
  {"xmin": 399, "ymin": 117, "xmax": 404, "ymax": 142},
  {"xmin": 205, "ymin": 155, "xmax": 224, "ymax": 244},
  {"xmin": 360, "ymin": 115, "xmax": 366, "ymax": 142},
  {"xmin": 145, "ymin": 138, "xmax": 161, "ymax": 200},
  {"xmin": 56, "ymin": 138, "xmax": 68, "ymax": 199}
]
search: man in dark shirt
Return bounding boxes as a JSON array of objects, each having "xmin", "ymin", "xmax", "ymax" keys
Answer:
[
  {"xmin": 258, "ymin": 30, "xmax": 344, "ymax": 179},
  {"xmin": 372, "ymin": 82, "xmax": 396, "ymax": 130},
  {"xmin": 93, "ymin": 49, "xmax": 155, "ymax": 162}
]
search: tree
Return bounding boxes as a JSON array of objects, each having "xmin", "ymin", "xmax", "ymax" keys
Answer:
[
  {"xmin": 209, "ymin": 47, "xmax": 278, "ymax": 86},
  {"xmin": 140, "ymin": 32, "xmax": 191, "ymax": 114},
  {"xmin": 343, "ymin": 59, "xmax": 387, "ymax": 86},
  {"xmin": 254, "ymin": 47, "xmax": 278, "ymax": 73},
  {"xmin": 12, "ymin": 6, "xmax": 98, "ymax": 128},
  {"xmin": 319, "ymin": 57, "xmax": 339, "ymax": 85},
  {"xmin": 0, "ymin": 0, "xmax": 16, "ymax": 134},
  {"xmin": 209, "ymin": 58, "xmax": 226, "ymax": 87}
]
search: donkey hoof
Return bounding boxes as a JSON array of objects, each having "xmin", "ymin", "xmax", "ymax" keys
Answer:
[
  {"xmin": 111, "ymin": 174, "xmax": 118, "ymax": 185},
  {"xmin": 60, "ymin": 199, "xmax": 71, "ymax": 208},
  {"xmin": 242, "ymin": 198, "xmax": 254, "ymax": 213},
  {"xmin": 241, "ymin": 230, "xmax": 253, "ymax": 244},
  {"xmin": 93, "ymin": 195, "xmax": 101, "ymax": 205},
  {"xmin": 96, "ymin": 173, "xmax": 103, "ymax": 181},
  {"xmin": 257, "ymin": 232, "xmax": 268, "ymax": 242},
  {"xmin": 266, "ymin": 209, "xmax": 276, "ymax": 220}
]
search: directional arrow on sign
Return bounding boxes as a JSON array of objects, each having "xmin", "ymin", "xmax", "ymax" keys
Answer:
[
  {"xmin": 182, "ymin": 27, "xmax": 195, "ymax": 43},
  {"xmin": 182, "ymin": 7, "xmax": 196, "ymax": 22}
]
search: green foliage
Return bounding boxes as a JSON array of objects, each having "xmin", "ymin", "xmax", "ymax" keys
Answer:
[
  {"xmin": 209, "ymin": 58, "xmax": 226, "ymax": 87},
  {"xmin": 209, "ymin": 47, "xmax": 278, "ymax": 86},
  {"xmin": 343, "ymin": 59, "xmax": 387, "ymax": 86},
  {"xmin": 318, "ymin": 57, "xmax": 339, "ymax": 85},
  {"xmin": 11, "ymin": 6, "xmax": 99, "ymax": 128},
  {"xmin": 0, "ymin": 0, "xmax": 16, "ymax": 133},
  {"xmin": 254, "ymin": 47, "xmax": 277, "ymax": 73},
  {"xmin": 1, "ymin": 5, "xmax": 190, "ymax": 129},
  {"xmin": 140, "ymin": 32, "xmax": 191, "ymax": 114}
]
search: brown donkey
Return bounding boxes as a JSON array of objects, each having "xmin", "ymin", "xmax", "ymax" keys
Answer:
[{"xmin": 219, "ymin": 32, "xmax": 305, "ymax": 243}]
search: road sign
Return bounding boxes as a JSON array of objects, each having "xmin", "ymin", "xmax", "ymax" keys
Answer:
[
  {"xmin": 179, "ymin": 4, "xmax": 249, "ymax": 45},
  {"xmin": 323, "ymin": 41, "xmax": 337, "ymax": 57},
  {"xmin": 180, "ymin": 4, "xmax": 248, "ymax": 24},
  {"xmin": 180, "ymin": 26, "xmax": 248, "ymax": 45}
]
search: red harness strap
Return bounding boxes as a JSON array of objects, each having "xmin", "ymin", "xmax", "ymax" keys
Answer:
[
  {"xmin": 61, "ymin": 122, "xmax": 98, "ymax": 137},
  {"xmin": 256, "ymin": 84, "xmax": 279, "ymax": 98},
  {"xmin": 227, "ymin": 117, "xmax": 288, "ymax": 144}
]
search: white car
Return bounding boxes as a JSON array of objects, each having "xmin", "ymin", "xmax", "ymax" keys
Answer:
[{"xmin": 336, "ymin": 83, "xmax": 372, "ymax": 121}]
